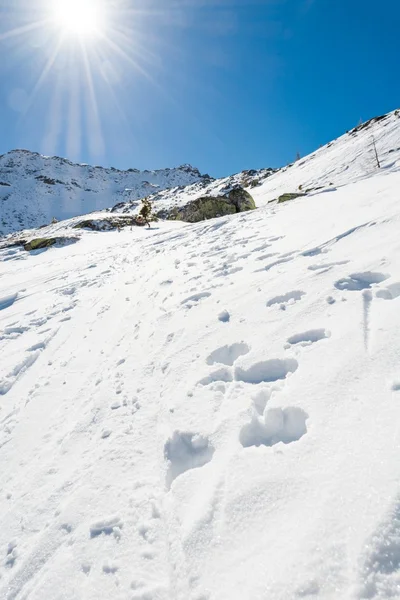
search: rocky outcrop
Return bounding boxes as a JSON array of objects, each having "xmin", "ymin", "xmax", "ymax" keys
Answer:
[
  {"xmin": 277, "ymin": 192, "xmax": 307, "ymax": 204},
  {"xmin": 0, "ymin": 236, "xmax": 79, "ymax": 252},
  {"xmin": 24, "ymin": 238, "xmax": 57, "ymax": 251},
  {"xmin": 73, "ymin": 215, "xmax": 145, "ymax": 231},
  {"xmin": 160, "ymin": 186, "xmax": 256, "ymax": 223}
]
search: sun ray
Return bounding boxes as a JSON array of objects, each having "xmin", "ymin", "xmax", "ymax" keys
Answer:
[
  {"xmin": 98, "ymin": 34, "xmax": 152, "ymax": 82},
  {"xmin": 80, "ymin": 41, "xmax": 105, "ymax": 158},
  {"xmin": 4, "ymin": 0, "xmax": 182, "ymax": 164},
  {"xmin": 0, "ymin": 20, "xmax": 48, "ymax": 42},
  {"xmin": 22, "ymin": 36, "xmax": 65, "ymax": 119},
  {"xmin": 66, "ymin": 52, "xmax": 82, "ymax": 161},
  {"xmin": 41, "ymin": 71, "xmax": 65, "ymax": 156},
  {"xmin": 88, "ymin": 45, "xmax": 131, "ymax": 125}
]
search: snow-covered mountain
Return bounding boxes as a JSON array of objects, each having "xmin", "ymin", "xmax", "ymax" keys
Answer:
[
  {"xmin": 111, "ymin": 111, "xmax": 400, "ymax": 218},
  {"xmin": 110, "ymin": 166, "xmax": 276, "ymax": 217},
  {"xmin": 0, "ymin": 149, "xmax": 210, "ymax": 235},
  {"xmin": 2, "ymin": 109, "xmax": 400, "ymax": 600}
]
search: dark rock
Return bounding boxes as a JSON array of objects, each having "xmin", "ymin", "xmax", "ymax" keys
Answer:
[
  {"xmin": 164, "ymin": 186, "xmax": 256, "ymax": 223},
  {"xmin": 277, "ymin": 192, "xmax": 307, "ymax": 204},
  {"xmin": 24, "ymin": 238, "xmax": 57, "ymax": 251},
  {"xmin": 73, "ymin": 216, "xmax": 145, "ymax": 231}
]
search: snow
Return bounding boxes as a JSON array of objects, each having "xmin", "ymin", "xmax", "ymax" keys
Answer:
[
  {"xmin": 0, "ymin": 150, "xmax": 207, "ymax": 235},
  {"xmin": 112, "ymin": 110, "xmax": 400, "ymax": 219},
  {"xmin": 1, "ymin": 111, "xmax": 400, "ymax": 599}
]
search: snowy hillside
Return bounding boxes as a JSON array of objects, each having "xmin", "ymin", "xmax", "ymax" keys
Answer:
[
  {"xmin": 111, "ymin": 167, "xmax": 276, "ymax": 217},
  {"xmin": 251, "ymin": 110, "xmax": 400, "ymax": 206},
  {"xmin": 2, "ymin": 110, "xmax": 400, "ymax": 599},
  {"xmin": 0, "ymin": 150, "xmax": 209, "ymax": 235},
  {"xmin": 109, "ymin": 111, "xmax": 400, "ymax": 220},
  {"xmin": 3, "ymin": 110, "xmax": 399, "ymax": 240}
]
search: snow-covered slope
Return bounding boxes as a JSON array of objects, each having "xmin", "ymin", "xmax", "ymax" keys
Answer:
[
  {"xmin": 0, "ymin": 150, "xmax": 209, "ymax": 235},
  {"xmin": 3, "ymin": 110, "xmax": 399, "ymax": 240},
  {"xmin": 110, "ymin": 111, "xmax": 400, "ymax": 220},
  {"xmin": 251, "ymin": 110, "xmax": 400, "ymax": 206},
  {"xmin": 2, "ymin": 110, "xmax": 400, "ymax": 599},
  {"xmin": 111, "ymin": 167, "xmax": 276, "ymax": 217}
]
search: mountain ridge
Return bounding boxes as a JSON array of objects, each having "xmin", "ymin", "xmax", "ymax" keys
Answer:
[{"xmin": 0, "ymin": 149, "xmax": 211, "ymax": 236}]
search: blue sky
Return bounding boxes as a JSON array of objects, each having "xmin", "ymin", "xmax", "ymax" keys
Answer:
[{"xmin": 0, "ymin": 0, "xmax": 399, "ymax": 177}]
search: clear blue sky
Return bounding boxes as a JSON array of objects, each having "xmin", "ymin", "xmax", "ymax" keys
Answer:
[{"xmin": 1, "ymin": 0, "xmax": 399, "ymax": 177}]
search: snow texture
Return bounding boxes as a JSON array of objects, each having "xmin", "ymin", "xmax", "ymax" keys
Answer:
[{"xmin": 1, "ymin": 109, "xmax": 400, "ymax": 599}]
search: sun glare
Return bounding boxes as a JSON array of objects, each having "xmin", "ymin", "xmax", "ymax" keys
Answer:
[
  {"xmin": 51, "ymin": 0, "xmax": 105, "ymax": 37},
  {"xmin": 1, "ymin": 0, "xmax": 162, "ymax": 162}
]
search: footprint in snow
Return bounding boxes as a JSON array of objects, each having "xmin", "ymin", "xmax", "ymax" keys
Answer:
[
  {"xmin": 240, "ymin": 407, "xmax": 309, "ymax": 449},
  {"xmin": 334, "ymin": 271, "xmax": 389, "ymax": 291},
  {"xmin": 181, "ymin": 291, "xmax": 211, "ymax": 308},
  {"xmin": 256, "ymin": 255, "xmax": 294, "ymax": 273},
  {"xmin": 214, "ymin": 265, "xmax": 243, "ymax": 278},
  {"xmin": 375, "ymin": 281, "xmax": 400, "ymax": 300},
  {"xmin": 218, "ymin": 309, "xmax": 230, "ymax": 322},
  {"xmin": 285, "ymin": 328, "xmax": 330, "ymax": 347},
  {"xmin": 206, "ymin": 342, "xmax": 250, "ymax": 367},
  {"xmin": 308, "ymin": 260, "xmax": 349, "ymax": 272},
  {"xmin": 198, "ymin": 368, "xmax": 233, "ymax": 386},
  {"xmin": 252, "ymin": 242, "xmax": 272, "ymax": 252},
  {"xmin": 164, "ymin": 431, "xmax": 214, "ymax": 489},
  {"xmin": 0, "ymin": 325, "xmax": 29, "ymax": 341},
  {"xmin": 234, "ymin": 358, "xmax": 298, "ymax": 384},
  {"xmin": 90, "ymin": 516, "xmax": 123, "ymax": 538},
  {"xmin": 0, "ymin": 292, "xmax": 18, "ymax": 311},
  {"xmin": 266, "ymin": 290, "xmax": 306, "ymax": 310},
  {"xmin": 256, "ymin": 252, "xmax": 279, "ymax": 261}
]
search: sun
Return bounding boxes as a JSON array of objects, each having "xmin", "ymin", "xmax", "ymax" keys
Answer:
[{"xmin": 51, "ymin": 0, "xmax": 105, "ymax": 38}]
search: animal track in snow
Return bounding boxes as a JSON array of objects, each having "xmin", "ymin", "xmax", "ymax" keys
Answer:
[
  {"xmin": 206, "ymin": 343, "xmax": 250, "ymax": 367},
  {"xmin": 375, "ymin": 282, "xmax": 400, "ymax": 300},
  {"xmin": 334, "ymin": 271, "xmax": 389, "ymax": 291},
  {"xmin": 240, "ymin": 407, "xmax": 308, "ymax": 448},
  {"xmin": 235, "ymin": 358, "xmax": 298, "ymax": 384},
  {"xmin": 267, "ymin": 290, "xmax": 305, "ymax": 309},
  {"xmin": 164, "ymin": 431, "xmax": 214, "ymax": 489},
  {"xmin": 286, "ymin": 329, "xmax": 330, "ymax": 346}
]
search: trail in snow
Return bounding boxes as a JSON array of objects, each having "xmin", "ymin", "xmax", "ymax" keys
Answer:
[{"xmin": 1, "ymin": 112, "xmax": 400, "ymax": 599}]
